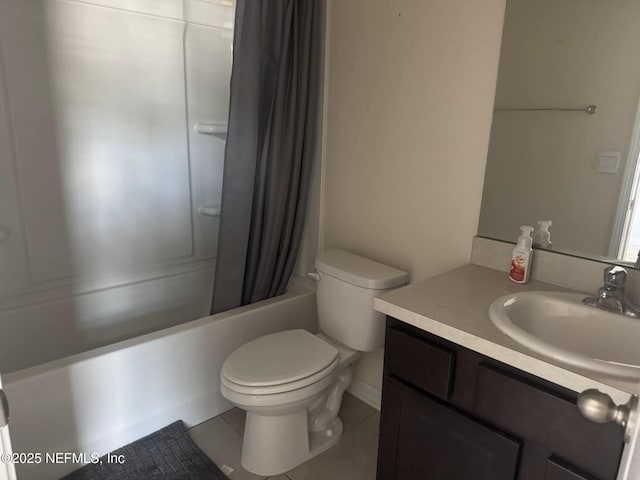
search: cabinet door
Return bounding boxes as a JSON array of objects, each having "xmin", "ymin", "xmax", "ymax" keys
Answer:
[
  {"xmin": 378, "ymin": 376, "xmax": 521, "ymax": 480},
  {"xmin": 545, "ymin": 457, "xmax": 601, "ymax": 480},
  {"xmin": 473, "ymin": 364, "xmax": 622, "ymax": 480}
]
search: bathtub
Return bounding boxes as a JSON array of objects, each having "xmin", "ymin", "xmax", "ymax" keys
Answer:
[{"xmin": 3, "ymin": 288, "xmax": 318, "ymax": 480}]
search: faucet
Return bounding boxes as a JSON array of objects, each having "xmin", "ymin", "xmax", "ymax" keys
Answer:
[{"xmin": 583, "ymin": 265, "xmax": 640, "ymax": 317}]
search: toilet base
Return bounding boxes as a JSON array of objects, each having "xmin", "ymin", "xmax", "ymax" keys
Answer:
[{"xmin": 240, "ymin": 410, "xmax": 344, "ymax": 476}]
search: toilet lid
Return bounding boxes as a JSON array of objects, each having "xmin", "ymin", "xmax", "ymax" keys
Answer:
[{"xmin": 222, "ymin": 330, "xmax": 339, "ymax": 387}]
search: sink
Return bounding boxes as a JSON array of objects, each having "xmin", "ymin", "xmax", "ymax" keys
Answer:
[{"xmin": 489, "ymin": 291, "xmax": 640, "ymax": 379}]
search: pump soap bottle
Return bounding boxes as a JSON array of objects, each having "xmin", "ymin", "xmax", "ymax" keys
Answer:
[
  {"xmin": 510, "ymin": 226, "xmax": 533, "ymax": 284},
  {"xmin": 533, "ymin": 220, "xmax": 552, "ymax": 249}
]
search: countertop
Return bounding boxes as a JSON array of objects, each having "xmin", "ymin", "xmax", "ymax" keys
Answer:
[{"xmin": 374, "ymin": 264, "xmax": 639, "ymax": 404}]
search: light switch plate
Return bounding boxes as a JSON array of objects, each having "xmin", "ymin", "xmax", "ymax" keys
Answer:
[{"xmin": 596, "ymin": 151, "xmax": 621, "ymax": 174}]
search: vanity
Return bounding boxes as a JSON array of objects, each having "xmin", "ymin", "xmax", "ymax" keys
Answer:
[{"xmin": 374, "ymin": 264, "xmax": 640, "ymax": 480}]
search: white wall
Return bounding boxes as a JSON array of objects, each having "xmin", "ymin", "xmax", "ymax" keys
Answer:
[{"xmin": 321, "ymin": 0, "xmax": 506, "ymax": 391}]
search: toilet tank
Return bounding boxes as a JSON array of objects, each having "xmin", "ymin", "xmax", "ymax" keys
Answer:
[{"xmin": 314, "ymin": 250, "xmax": 408, "ymax": 352}]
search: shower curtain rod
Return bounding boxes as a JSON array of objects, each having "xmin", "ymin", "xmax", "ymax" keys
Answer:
[{"xmin": 494, "ymin": 104, "xmax": 598, "ymax": 115}]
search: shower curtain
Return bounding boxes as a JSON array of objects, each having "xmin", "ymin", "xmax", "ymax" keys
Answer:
[{"xmin": 211, "ymin": 0, "xmax": 322, "ymax": 313}]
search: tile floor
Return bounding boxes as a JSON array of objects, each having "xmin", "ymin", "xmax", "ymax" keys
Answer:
[{"xmin": 189, "ymin": 393, "xmax": 380, "ymax": 480}]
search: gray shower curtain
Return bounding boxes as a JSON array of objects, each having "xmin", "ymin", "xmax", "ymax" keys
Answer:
[{"xmin": 211, "ymin": 0, "xmax": 322, "ymax": 314}]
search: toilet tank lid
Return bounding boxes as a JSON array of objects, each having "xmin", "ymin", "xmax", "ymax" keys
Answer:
[{"xmin": 315, "ymin": 250, "xmax": 409, "ymax": 289}]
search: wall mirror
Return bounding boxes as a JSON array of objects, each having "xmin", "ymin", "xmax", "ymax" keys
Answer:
[{"xmin": 478, "ymin": 0, "xmax": 640, "ymax": 265}]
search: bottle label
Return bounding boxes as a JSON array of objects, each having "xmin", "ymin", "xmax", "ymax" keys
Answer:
[{"xmin": 510, "ymin": 255, "xmax": 526, "ymax": 282}]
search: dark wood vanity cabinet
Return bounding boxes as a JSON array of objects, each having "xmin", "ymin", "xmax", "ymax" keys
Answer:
[
  {"xmin": 379, "ymin": 376, "xmax": 521, "ymax": 480},
  {"xmin": 377, "ymin": 318, "xmax": 625, "ymax": 480}
]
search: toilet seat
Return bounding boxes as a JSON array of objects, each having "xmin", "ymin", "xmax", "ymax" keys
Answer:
[
  {"xmin": 221, "ymin": 330, "xmax": 339, "ymax": 396},
  {"xmin": 222, "ymin": 357, "xmax": 339, "ymax": 395}
]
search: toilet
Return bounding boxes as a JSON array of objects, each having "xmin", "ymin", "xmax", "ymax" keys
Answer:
[{"xmin": 220, "ymin": 249, "xmax": 408, "ymax": 475}]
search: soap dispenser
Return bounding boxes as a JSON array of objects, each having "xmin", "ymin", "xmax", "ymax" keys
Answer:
[
  {"xmin": 533, "ymin": 220, "xmax": 552, "ymax": 249},
  {"xmin": 510, "ymin": 226, "xmax": 534, "ymax": 284}
]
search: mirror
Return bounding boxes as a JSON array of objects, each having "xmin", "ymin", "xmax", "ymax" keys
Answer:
[{"xmin": 478, "ymin": 0, "xmax": 640, "ymax": 265}]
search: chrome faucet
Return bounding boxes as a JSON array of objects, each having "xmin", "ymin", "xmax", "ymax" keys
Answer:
[{"xmin": 583, "ymin": 265, "xmax": 640, "ymax": 317}]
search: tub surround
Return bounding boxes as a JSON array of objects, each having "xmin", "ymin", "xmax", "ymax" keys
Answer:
[
  {"xmin": 374, "ymin": 264, "xmax": 637, "ymax": 404},
  {"xmin": 0, "ymin": 0, "xmax": 233, "ymax": 374}
]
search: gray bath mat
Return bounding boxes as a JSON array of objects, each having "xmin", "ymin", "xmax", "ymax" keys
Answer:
[{"xmin": 61, "ymin": 421, "xmax": 228, "ymax": 480}]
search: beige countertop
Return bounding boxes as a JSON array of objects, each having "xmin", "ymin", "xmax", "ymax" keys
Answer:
[{"xmin": 374, "ymin": 264, "xmax": 639, "ymax": 405}]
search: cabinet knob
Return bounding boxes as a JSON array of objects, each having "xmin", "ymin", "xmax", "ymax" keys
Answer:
[{"xmin": 578, "ymin": 389, "xmax": 638, "ymax": 441}]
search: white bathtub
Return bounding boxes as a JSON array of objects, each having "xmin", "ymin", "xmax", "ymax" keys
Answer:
[{"xmin": 3, "ymin": 289, "xmax": 318, "ymax": 480}]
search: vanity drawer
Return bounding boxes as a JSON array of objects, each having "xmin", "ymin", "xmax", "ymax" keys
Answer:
[
  {"xmin": 472, "ymin": 363, "xmax": 624, "ymax": 480},
  {"xmin": 385, "ymin": 328, "xmax": 454, "ymax": 401}
]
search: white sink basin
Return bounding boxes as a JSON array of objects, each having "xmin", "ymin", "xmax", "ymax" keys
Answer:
[{"xmin": 489, "ymin": 291, "xmax": 640, "ymax": 379}]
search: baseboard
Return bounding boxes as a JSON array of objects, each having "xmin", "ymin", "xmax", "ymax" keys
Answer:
[{"xmin": 348, "ymin": 378, "xmax": 381, "ymax": 411}]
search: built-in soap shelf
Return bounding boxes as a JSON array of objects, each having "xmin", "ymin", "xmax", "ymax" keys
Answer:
[
  {"xmin": 0, "ymin": 226, "xmax": 9, "ymax": 243},
  {"xmin": 195, "ymin": 122, "xmax": 227, "ymax": 140},
  {"xmin": 198, "ymin": 205, "xmax": 221, "ymax": 217}
]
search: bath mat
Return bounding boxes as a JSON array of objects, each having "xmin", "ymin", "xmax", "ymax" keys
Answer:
[{"xmin": 61, "ymin": 421, "xmax": 228, "ymax": 480}]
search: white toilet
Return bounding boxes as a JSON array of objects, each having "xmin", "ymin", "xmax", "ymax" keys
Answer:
[{"xmin": 220, "ymin": 249, "xmax": 408, "ymax": 475}]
